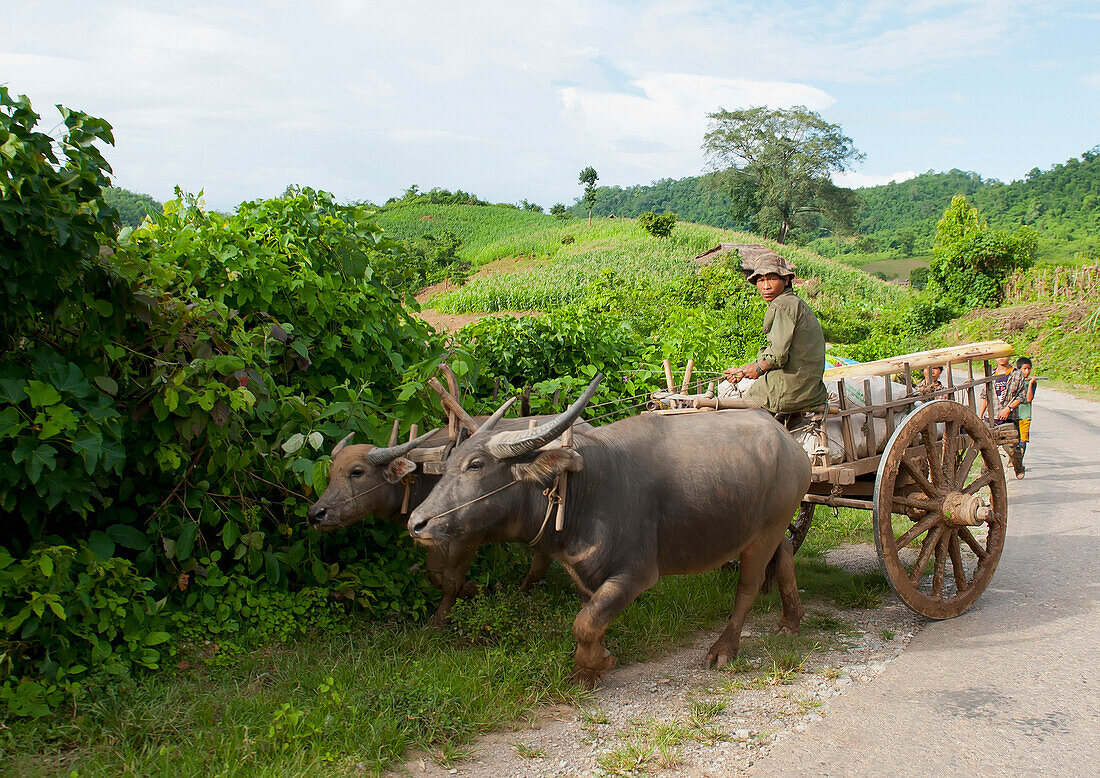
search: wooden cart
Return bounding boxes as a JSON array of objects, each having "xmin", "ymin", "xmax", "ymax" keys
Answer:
[{"xmin": 650, "ymin": 341, "xmax": 1019, "ymax": 620}]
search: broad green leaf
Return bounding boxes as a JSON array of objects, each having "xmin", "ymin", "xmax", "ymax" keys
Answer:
[
  {"xmin": 106, "ymin": 524, "xmax": 150, "ymax": 551},
  {"xmin": 143, "ymin": 631, "xmax": 171, "ymax": 646},
  {"xmin": 92, "ymin": 375, "xmax": 118, "ymax": 395},
  {"xmin": 88, "ymin": 530, "xmax": 116, "ymax": 560},
  {"xmin": 307, "ymin": 431, "xmax": 323, "ymax": 450},
  {"xmin": 0, "ymin": 378, "xmax": 26, "ymax": 404},
  {"xmin": 176, "ymin": 522, "xmax": 198, "ymax": 561},
  {"xmin": 0, "ymin": 406, "xmax": 25, "ymax": 438},
  {"xmin": 25, "ymin": 381, "xmax": 61, "ymax": 408},
  {"xmin": 281, "ymin": 433, "xmax": 305, "ymax": 454},
  {"xmin": 22, "ymin": 444, "xmax": 58, "ymax": 484},
  {"xmin": 38, "ymin": 555, "xmax": 54, "ymax": 578}
]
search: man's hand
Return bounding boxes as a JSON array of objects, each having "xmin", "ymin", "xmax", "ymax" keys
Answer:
[
  {"xmin": 725, "ymin": 362, "xmax": 762, "ymax": 382},
  {"xmin": 722, "ymin": 367, "xmax": 744, "ymax": 384},
  {"xmin": 996, "ymin": 407, "xmax": 1012, "ymax": 421}
]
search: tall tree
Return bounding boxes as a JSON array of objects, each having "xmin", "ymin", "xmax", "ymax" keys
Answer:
[
  {"xmin": 579, "ymin": 166, "xmax": 599, "ymax": 224},
  {"xmin": 703, "ymin": 105, "xmax": 863, "ymax": 244}
]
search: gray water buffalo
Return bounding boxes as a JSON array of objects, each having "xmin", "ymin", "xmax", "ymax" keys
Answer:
[
  {"xmin": 407, "ymin": 376, "xmax": 810, "ymax": 687},
  {"xmin": 308, "ymin": 418, "xmax": 590, "ymax": 625}
]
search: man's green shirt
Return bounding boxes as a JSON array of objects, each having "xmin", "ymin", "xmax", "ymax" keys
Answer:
[{"xmin": 746, "ymin": 289, "xmax": 828, "ymax": 414}]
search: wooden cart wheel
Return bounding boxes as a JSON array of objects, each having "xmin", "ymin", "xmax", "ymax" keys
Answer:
[
  {"xmin": 788, "ymin": 502, "xmax": 815, "ymax": 554},
  {"xmin": 873, "ymin": 400, "xmax": 1007, "ymax": 618}
]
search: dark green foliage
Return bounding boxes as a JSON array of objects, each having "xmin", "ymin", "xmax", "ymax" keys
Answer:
[
  {"xmin": 579, "ymin": 166, "xmax": 599, "ymax": 221},
  {"xmin": 399, "ymin": 229, "xmax": 469, "ymax": 288},
  {"xmin": 637, "ymin": 211, "xmax": 677, "ymax": 238},
  {"xmin": 928, "ymin": 195, "xmax": 1037, "ymax": 310},
  {"xmin": 103, "ymin": 187, "xmax": 162, "ymax": 228},
  {"xmin": 0, "ymin": 91, "xmax": 454, "ymax": 715},
  {"xmin": 567, "ymin": 174, "xmax": 749, "ymax": 228},
  {"xmin": 0, "ymin": 544, "xmax": 167, "ymax": 717},
  {"xmin": 703, "ymin": 105, "xmax": 863, "ymax": 244},
  {"xmin": 520, "ymin": 200, "xmax": 542, "ymax": 213},
  {"xmin": 385, "ymin": 184, "xmax": 489, "ymax": 207},
  {"xmin": 550, "ymin": 203, "xmax": 569, "ymax": 220},
  {"xmin": 909, "ymin": 266, "xmax": 929, "ymax": 290}
]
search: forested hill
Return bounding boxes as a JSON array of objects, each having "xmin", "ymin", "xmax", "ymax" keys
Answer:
[
  {"xmin": 570, "ymin": 146, "xmax": 1100, "ymax": 261},
  {"xmin": 857, "ymin": 151, "xmax": 1100, "ymax": 258},
  {"xmin": 566, "ymin": 174, "xmax": 750, "ymax": 230}
]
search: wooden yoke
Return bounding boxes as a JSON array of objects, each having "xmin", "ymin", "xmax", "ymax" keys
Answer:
[{"xmin": 427, "ymin": 367, "xmax": 479, "ymax": 437}]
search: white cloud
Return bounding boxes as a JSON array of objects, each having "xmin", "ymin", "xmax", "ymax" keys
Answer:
[
  {"xmin": 834, "ymin": 170, "xmax": 918, "ymax": 188},
  {"xmin": 2, "ymin": 0, "xmax": 1093, "ymax": 208}
]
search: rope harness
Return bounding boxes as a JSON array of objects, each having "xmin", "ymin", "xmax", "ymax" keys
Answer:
[
  {"xmin": 322, "ymin": 478, "xmax": 393, "ymax": 511},
  {"xmin": 413, "ymin": 476, "xmax": 566, "ymax": 548}
]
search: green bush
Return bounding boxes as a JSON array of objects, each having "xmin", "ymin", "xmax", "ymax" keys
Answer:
[
  {"xmin": 638, "ymin": 211, "xmax": 677, "ymax": 238},
  {"xmin": 1, "ymin": 90, "xmax": 450, "ymax": 714},
  {"xmin": 0, "ymin": 544, "xmax": 167, "ymax": 717}
]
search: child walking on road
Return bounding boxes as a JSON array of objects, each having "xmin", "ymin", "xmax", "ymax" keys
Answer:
[{"xmin": 1016, "ymin": 357, "xmax": 1037, "ymax": 463}]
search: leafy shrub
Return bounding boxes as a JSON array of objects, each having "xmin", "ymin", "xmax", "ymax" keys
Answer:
[
  {"xmin": 909, "ymin": 266, "xmax": 929, "ymax": 290},
  {"xmin": 638, "ymin": 211, "xmax": 677, "ymax": 238},
  {"xmin": 0, "ymin": 544, "xmax": 167, "ymax": 717},
  {"xmin": 1, "ymin": 90, "xmax": 449, "ymax": 714},
  {"xmin": 928, "ymin": 195, "xmax": 1037, "ymax": 309}
]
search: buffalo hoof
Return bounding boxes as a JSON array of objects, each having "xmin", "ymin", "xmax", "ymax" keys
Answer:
[
  {"xmin": 775, "ymin": 621, "xmax": 801, "ymax": 636},
  {"xmin": 428, "ymin": 610, "xmax": 452, "ymax": 629},
  {"xmin": 570, "ymin": 665, "xmax": 608, "ymax": 689},
  {"xmin": 705, "ymin": 641, "xmax": 739, "ymax": 670}
]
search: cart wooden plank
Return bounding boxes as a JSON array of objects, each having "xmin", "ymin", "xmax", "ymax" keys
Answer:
[{"xmin": 822, "ymin": 340, "xmax": 1014, "ymax": 381}]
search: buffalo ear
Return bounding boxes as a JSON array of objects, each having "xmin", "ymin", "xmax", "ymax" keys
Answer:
[
  {"xmin": 383, "ymin": 457, "xmax": 417, "ymax": 484},
  {"xmin": 511, "ymin": 449, "xmax": 584, "ymax": 485}
]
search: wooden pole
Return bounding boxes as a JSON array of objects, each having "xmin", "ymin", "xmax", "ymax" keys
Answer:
[
  {"xmin": 426, "ymin": 377, "xmax": 479, "ymax": 434},
  {"xmin": 555, "ymin": 425, "xmax": 573, "ymax": 531},
  {"xmin": 401, "ymin": 424, "xmax": 417, "ymax": 513},
  {"xmin": 680, "ymin": 359, "xmax": 694, "ymax": 394},
  {"xmin": 663, "ymin": 359, "xmax": 675, "ymax": 392},
  {"xmin": 863, "ymin": 379, "xmax": 877, "ymax": 455},
  {"xmin": 388, "ymin": 419, "xmax": 400, "ymax": 446},
  {"xmin": 884, "ymin": 376, "xmax": 895, "ymax": 439},
  {"xmin": 837, "ymin": 379, "xmax": 857, "ymax": 462}
]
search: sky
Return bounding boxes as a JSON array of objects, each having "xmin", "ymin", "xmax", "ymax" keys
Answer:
[{"xmin": 4, "ymin": 1, "xmax": 1100, "ymax": 211}]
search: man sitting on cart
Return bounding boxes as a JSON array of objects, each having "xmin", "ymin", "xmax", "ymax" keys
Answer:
[{"xmin": 722, "ymin": 250, "xmax": 828, "ymax": 427}]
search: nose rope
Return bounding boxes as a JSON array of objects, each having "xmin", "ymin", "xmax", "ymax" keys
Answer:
[
  {"xmin": 416, "ymin": 479, "xmax": 520, "ymax": 522},
  {"xmin": 320, "ymin": 479, "xmax": 393, "ymax": 512}
]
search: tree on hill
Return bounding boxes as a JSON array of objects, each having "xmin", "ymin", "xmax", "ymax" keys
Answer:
[
  {"xmin": 579, "ymin": 166, "xmax": 599, "ymax": 224},
  {"xmin": 103, "ymin": 187, "xmax": 162, "ymax": 228},
  {"xmin": 928, "ymin": 195, "xmax": 1037, "ymax": 310},
  {"xmin": 703, "ymin": 105, "xmax": 863, "ymax": 244},
  {"xmin": 550, "ymin": 203, "xmax": 570, "ymax": 220}
]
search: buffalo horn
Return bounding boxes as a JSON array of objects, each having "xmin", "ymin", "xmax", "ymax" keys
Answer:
[
  {"xmin": 364, "ymin": 427, "xmax": 440, "ymax": 465},
  {"xmin": 331, "ymin": 432, "xmax": 355, "ymax": 457},
  {"xmin": 474, "ymin": 396, "xmax": 518, "ymax": 435},
  {"xmin": 486, "ymin": 374, "xmax": 603, "ymax": 459}
]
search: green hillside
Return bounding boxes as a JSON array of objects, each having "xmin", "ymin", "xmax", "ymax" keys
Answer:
[
  {"xmin": 571, "ymin": 146, "xmax": 1100, "ymax": 264},
  {"xmin": 374, "ymin": 203, "xmax": 909, "ymax": 315}
]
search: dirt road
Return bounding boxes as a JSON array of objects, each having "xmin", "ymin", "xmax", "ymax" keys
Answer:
[{"xmin": 754, "ymin": 386, "xmax": 1100, "ymax": 775}]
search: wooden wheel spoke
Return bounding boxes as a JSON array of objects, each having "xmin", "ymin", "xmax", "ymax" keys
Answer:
[
  {"xmin": 941, "ymin": 420, "xmax": 959, "ymax": 486},
  {"xmin": 957, "ymin": 527, "xmax": 988, "ymax": 560},
  {"xmin": 948, "ymin": 532, "xmax": 969, "ymax": 593},
  {"xmin": 954, "ymin": 441, "xmax": 980, "ymax": 490},
  {"xmin": 908, "ymin": 526, "xmax": 944, "ymax": 585},
  {"xmin": 962, "ymin": 471, "xmax": 996, "ymax": 495},
  {"xmin": 897, "ymin": 514, "xmax": 940, "ymax": 548},
  {"xmin": 931, "ymin": 531, "xmax": 950, "ymax": 597},
  {"xmin": 922, "ymin": 423, "xmax": 945, "ymax": 487},
  {"xmin": 874, "ymin": 398, "xmax": 1005, "ymax": 619},
  {"xmin": 899, "ymin": 456, "xmax": 936, "ymax": 498},
  {"xmin": 892, "ymin": 495, "xmax": 941, "ymax": 513}
]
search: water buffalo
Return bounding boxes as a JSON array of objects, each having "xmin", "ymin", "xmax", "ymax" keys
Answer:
[
  {"xmin": 308, "ymin": 418, "xmax": 590, "ymax": 625},
  {"xmin": 407, "ymin": 377, "xmax": 810, "ymax": 687}
]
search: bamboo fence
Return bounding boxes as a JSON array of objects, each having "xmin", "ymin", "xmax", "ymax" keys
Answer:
[{"xmin": 1003, "ymin": 265, "xmax": 1100, "ymax": 304}]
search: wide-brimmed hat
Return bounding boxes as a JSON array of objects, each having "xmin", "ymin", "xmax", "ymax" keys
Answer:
[{"xmin": 741, "ymin": 248, "xmax": 796, "ymax": 283}]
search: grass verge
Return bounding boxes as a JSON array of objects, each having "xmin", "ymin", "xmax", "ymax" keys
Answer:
[{"xmin": 2, "ymin": 508, "xmax": 878, "ymax": 776}]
